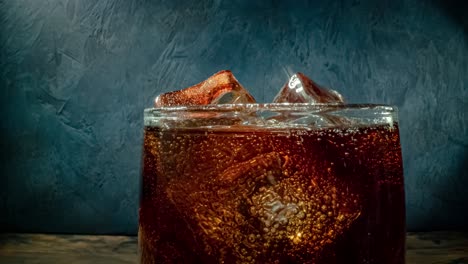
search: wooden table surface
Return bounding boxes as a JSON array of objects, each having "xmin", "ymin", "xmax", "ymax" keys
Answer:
[{"xmin": 1, "ymin": 232, "xmax": 467, "ymax": 263}]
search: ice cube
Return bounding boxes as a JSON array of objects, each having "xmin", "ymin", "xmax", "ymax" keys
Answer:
[
  {"xmin": 165, "ymin": 151, "xmax": 361, "ymax": 263},
  {"xmin": 166, "ymin": 152, "xmax": 284, "ymax": 260},
  {"xmin": 273, "ymin": 72, "xmax": 344, "ymax": 104},
  {"xmin": 154, "ymin": 70, "xmax": 256, "ymax": 107}
]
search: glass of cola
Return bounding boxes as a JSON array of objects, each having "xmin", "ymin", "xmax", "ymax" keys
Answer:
[{"xmin": 139, "ymin": 71, "xmax": 405, "ymax": 264}]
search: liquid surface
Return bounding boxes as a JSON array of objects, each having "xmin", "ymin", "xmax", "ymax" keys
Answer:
[{"xmin": 139, "ymin": 124, "xmax": 405, "ymax": 264}]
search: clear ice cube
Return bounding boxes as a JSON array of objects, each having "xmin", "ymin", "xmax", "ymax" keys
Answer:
[
  {"xmin": 271, "ymin": 72, "xmax": 351, "ymax": 127},
  {"xmin": 273, "ymin": 72, "xmax": 344, "ymax": 104}
]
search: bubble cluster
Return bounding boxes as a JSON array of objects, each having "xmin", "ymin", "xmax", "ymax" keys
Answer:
[{"xmin": 160, "ymin": 134, "xmax": 361, "ymax": 262}]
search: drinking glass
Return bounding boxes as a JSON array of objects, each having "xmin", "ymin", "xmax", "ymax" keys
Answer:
[{"xmin": 139, "ymin": 104, "xmax": 405, "ymax": 264}]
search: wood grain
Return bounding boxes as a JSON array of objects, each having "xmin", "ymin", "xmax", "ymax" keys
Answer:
[{"xmin": 1, "ymin": 232, "xmax": 467, "ymax": 263}]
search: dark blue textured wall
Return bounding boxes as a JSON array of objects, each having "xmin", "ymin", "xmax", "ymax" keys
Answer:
[{"xmin": 1, "ymin": 0, "xmax": 467, "ymax": 234}]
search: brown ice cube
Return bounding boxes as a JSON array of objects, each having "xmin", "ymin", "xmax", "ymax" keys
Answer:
[
  {"xmin": 154, "ymin": 70, "xmax": 256, "ymax": 107},
  {"xmin": 273, "ymin": 72, "xmax": 344, "ymax": 103},
  {"xmin": 166, "ymin": 152, "xmax": 361, "ymax": 263}
]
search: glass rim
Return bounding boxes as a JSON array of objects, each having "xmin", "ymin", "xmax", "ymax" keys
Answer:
[{"xmin": 144, "ymin": 103, "xmax": 397, "ymax": 113}]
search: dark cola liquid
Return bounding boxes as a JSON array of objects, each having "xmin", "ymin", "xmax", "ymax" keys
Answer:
[{"xmin": 139, "ymin": 124, "xmax": 405, "ymax": 264}]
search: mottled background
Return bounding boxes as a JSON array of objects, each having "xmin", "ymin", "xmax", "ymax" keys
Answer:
[{"xmin": 1, "ymin": 0, "xmax": 467, "ymax": 234}]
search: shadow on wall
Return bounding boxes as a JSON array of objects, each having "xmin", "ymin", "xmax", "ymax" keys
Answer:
[
  {"xmin": 431, "ymin": 149, "xmax": 468, "ymax": 231},
  {"xmin": 436, "ymin": 0, "xmax": 468, "ymax": 38},
  {"xmin": 429, "ymin": 0, "xmax": 468, "ymax": 231}
]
